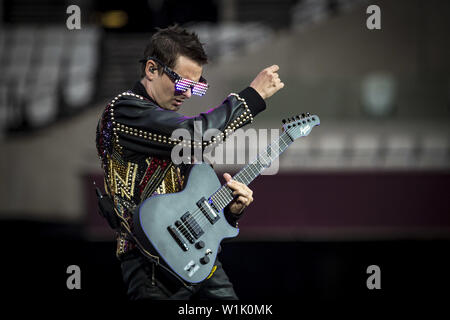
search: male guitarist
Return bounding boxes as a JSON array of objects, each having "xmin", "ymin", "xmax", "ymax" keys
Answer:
[{"xmin": 96, "ymin": 25, "xmax": 284, "ymax": 300}]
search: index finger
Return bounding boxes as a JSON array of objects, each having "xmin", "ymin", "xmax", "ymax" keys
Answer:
[{"xmin": 227, "ymin": 179, "xmax": 245, "ymax": 190}]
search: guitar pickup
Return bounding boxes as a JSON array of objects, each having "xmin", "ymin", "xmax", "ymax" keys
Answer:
[
  {"xmin": 167, "ymin": 226, "xmax": 189, "ymax": 251},
  {"xmin": 175, "ymin": 220, "xmax": 195, "ymax": 244},
  {"xmin": 181, "ymin": 212, "xmax": 204, "ymax": 239},
  {"xmin": 197, "ymin": 197, "xmax": 220, "ymax": 224}
]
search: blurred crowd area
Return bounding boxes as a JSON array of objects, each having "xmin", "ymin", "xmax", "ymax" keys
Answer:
[{"xmin": 0, "ymin": 0, "xmax": 449, "ymax": 223}]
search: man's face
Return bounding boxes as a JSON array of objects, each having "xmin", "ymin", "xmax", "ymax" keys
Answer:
[{"xmin": 150, "ymin": 55, "xmax": 203, "ymax": 111}]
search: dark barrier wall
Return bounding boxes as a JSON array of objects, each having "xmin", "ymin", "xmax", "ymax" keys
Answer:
[{"xmin": 84, "ymin": 170, "xmax": 450, "ymax": 240}]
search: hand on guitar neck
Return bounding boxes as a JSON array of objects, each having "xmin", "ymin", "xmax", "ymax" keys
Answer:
[{"xmin": 223, "ymin": 173, "xmax": 254, "ymax": 215}]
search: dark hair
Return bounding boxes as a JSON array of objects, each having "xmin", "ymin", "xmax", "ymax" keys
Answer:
[{"xmin": 140, "ymin": 25, "xmax": 208, "ymax": 78}]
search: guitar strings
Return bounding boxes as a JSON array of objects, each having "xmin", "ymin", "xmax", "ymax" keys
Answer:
[
  {"xmin": 177, "ymin": 132, "xmax": 289, "ymax": 231},
  {"xmin": 172, "ymin": 130, "xmax": 294, "ymax": 240},
  {"xmin": 174, "ymin": 129, "xmax": 293, "ymax": 239},
  {"xmin": 174, "ymin": 130, "xmax": 293, "ymax": 238}
]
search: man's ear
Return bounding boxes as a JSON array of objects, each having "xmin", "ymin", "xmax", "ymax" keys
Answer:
[{"xmin": 145, "ymin": 60, "xmax": 158, "ymax": 80}]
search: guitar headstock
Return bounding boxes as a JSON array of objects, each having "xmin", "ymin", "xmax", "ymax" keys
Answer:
[{"xmin": 282, "ymin": 113, "xmax": 320, "ymax": 140}]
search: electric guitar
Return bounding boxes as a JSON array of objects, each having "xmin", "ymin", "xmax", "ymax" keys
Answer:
[{"xmin": 133, "ymin": 113, "xmax": 320, "ymax": 284}]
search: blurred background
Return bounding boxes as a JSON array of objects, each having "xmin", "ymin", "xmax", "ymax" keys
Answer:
[{"xmin": 0, "ymin": 0, "xmax": 449, "ymax": 305}]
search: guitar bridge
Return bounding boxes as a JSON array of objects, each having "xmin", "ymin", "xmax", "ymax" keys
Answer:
[{"xmin": 167, "ymin": 226, "xmax": 189, "ymax": 251}]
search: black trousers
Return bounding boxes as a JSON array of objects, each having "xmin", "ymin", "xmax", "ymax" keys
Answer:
[{"xmin": 121, "ymin": 250, "xmax": 238, "ymax": 300}]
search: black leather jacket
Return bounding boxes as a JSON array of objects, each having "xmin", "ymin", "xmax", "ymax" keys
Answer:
[{"xmin": 96, "ymin": 81, "xmax": 266, "ymax": 258}]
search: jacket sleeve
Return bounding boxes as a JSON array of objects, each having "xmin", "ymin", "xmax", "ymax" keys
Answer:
[{"xmin": 109, "ymin": 87, "xmax": 266, "ymax": 159}]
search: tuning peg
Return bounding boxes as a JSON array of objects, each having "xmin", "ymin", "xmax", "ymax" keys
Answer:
[
  {"xmin": 306, "ymin": 112, "xmax": 310, "ymax": 117},
  {"xmin": 301, "ymin": 113, "xmax": 306, "ymax": 118},
  {"xmin": 282, "ymin": 119, "xmax": 287, "ymax": 124},
  {"xmin": 296, "ymin": 115, "xmax": 300, "ymax": 120}
]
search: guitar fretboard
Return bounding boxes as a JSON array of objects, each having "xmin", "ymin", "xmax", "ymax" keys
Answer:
[{"xmin": 209, "ymin": 130, "xmax": 294, "ymax": 211}]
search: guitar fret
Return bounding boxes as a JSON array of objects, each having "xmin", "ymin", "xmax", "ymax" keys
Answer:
[
  {"xmin": 216, "ymin": 190, "xmax": 228, "ymax": 208},
  {"xmin": 211, "ymin": 131, "xmax": 294, "ymax": 211}
]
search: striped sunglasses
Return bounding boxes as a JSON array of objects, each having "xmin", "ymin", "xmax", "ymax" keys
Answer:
[{"xmin": 140, "ymin": 56, "xmax": 209, "ymax": 96}]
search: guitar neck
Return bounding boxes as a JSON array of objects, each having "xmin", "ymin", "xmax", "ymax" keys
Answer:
[{"xmin": 209, "ymin": 130, "xmax": 294, "ymax": 211}]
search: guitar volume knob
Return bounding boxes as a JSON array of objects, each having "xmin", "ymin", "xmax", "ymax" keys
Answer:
[{"xmin": 195, "ymin": 241, "xmax": 205, "ymax": 249}]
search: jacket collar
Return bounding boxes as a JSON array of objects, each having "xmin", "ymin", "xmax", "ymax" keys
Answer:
[{"xmin": 132, "ymin": 81, "xmax": 156, "ymax": 103}]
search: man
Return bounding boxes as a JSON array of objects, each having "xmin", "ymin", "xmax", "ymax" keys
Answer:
[{"xmin": 96, "ymin": 25, "xmax": 283, "ymax": 300}]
